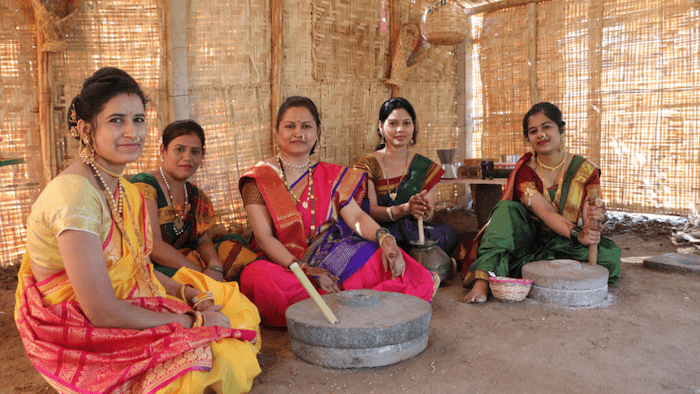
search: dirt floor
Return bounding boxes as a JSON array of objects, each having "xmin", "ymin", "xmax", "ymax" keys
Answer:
[{"xmin": 1, "ymin": 208, "xmax": 699, "ymax": 394}]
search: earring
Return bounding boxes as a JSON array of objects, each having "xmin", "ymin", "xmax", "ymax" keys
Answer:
[
  {"xmin": 558, "ymin": 134, "xmax": 566, "ymax": 152},
  {"xmin": 80, "ymin": 139, "xmax": 95, "ymax": 164}
]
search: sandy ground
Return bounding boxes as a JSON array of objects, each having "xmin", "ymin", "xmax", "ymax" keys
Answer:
[{"xmin": 1, "ymin": 209, "xmax": 699, "ymax": 394}]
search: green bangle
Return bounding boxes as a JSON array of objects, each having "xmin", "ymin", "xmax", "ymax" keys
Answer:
[
  {"xmin": 570, "ymin": 225, "xmax": 583, "ymax": 245},
  {"xmin": 375, "ymin": 227, "xmax": 390, "ymax": 243}
]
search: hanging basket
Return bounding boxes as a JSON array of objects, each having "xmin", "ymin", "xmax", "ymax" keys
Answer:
[
  {"xmin": 420, "ymin": 0, "xmax": 468, "ymax": 46},
  {"xmin": 30, "ymin": 0, "xmax": 82, "ymax": 52}
]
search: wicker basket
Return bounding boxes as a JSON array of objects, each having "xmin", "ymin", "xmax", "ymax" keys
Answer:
[
  {"xmin": 489, "ymin": 276, "xmax": 533, "ymax": 302},
  {"xmin": 420, "ymin": 1, "xmax": 468, "ymax": 46}
]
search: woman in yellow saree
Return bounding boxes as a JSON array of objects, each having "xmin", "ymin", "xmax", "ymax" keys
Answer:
[{"xmin": 14, "ymin": 67, "xmax": 261, "ymax": 393}]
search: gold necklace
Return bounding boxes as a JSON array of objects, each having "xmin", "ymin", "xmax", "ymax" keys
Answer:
[
  {"xmin": 160, "ymin": 167, "xmax": 188, "ymax": 235},
  {"xmin": 383, "ymin": 149, "xmax": 410, "ymax": 201},
  {"xmin": 277, "ymin": 157, "xmax": 316, "ymax": 240},
  {"xmin": 535, "ymin": 152, "xmax": 567, "ymax": 171},
  {"xmin": 535, "ymin": 152, "xmax": 568, "ymax": 208}
]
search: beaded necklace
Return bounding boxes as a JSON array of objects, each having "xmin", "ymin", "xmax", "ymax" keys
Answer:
[
  {"xmin": 277, "ymin": 156, "xmax": 316, "ymax": 240},
  {"xmin": 87, "ymin": 162, "xmax": 160, "ymax": 296},
  {"xmin": 87, "ymin": 160, "xmax": 123, "ymax": 216},
  {"xmin": 277, "ymin": 154, "xmax": 310, "ymax": 170},
  {"xmin": 382, "ymin": 148, "xmax": 410, "ymax": 201},
  {"xmin": 159, "ymin": 167, "xmax": 188, "ymax": 235}
]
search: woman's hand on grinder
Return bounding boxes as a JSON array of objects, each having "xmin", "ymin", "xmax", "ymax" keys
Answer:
[
  {"xmin": 305, "ymin": 266, "xmax": 341, "ymax": 293},
  {"xmin": 406, "ymin": 190, "xmax": 432, "ymax": 220}
]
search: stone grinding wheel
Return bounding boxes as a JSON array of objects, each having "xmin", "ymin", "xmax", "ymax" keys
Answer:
[
  {"xmin": 285, "ymin": 289, "xmax": 432, "ymax": 368},
  {"xmin": 521, "ymin": 259, "xmax": 609, "ymax": 307}
]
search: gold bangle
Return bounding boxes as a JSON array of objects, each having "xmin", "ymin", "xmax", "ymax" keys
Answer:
[
  {"xmin": 191, "ymin": 291, "xmax": 214, "ymax": 307},
  {"xmin": 378, "ymin": 233, "xmax": 395, "ymax": 247},
  {"xmin": 180, "ymin": 284, "xmax": 194, "ymax": 303},
  {"xmin": 386, "ymin": 206, "xmax": 395, "ymax": 221},
  {"xmin": 185, "ymin": 310, "xmax": 204, "ymax": 328}
]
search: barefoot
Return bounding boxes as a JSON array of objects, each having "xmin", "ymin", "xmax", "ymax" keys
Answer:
[{"xmin": 463, "ymin": 279, "xmax": 488, "ymax": 304}]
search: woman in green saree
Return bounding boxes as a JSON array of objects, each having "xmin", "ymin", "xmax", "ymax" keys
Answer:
[
  {"xmin": 457, "ymin": 102, "xmax": 621, "ymax": 303},
  {"xmin": 354, "ymin": 97, "xmax": 458, "ymax": 255},
  {"xmin": 131, "ymin": 120, "xmax": 257, "ymax": 282}
]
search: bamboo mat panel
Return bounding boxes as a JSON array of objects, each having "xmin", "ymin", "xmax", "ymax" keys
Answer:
[
  {"xmin": 0, "ymin": 0, "xmax": 41, "ymax": 266},
  {"xmin": 186, "ymin": 0, "xmax": 271, "ymax": 235},
  {"xmin": 476, "ymin": 0, "xmax": 700, "ymax": 215},
  {"xmin": 599, "ymin": 0, "xmax": 700, "ymax": 215},
  {"xmin": 50, "ymin": 0, "xmax": 167, "ymax": 175}
]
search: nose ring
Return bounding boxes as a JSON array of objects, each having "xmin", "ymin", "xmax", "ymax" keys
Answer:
[{"xmin": 134, "ymin": 135, "xmax": 142, "ymax": 143}]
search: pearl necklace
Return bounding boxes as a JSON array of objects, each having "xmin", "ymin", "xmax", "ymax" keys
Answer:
[
  {"xmin": 277, "ymin": 156, "xmax": 316, "ymax": 239},
  {"xmin": 160, "ymin": 167, "xmax": 188, "ymax": 235},
  {"xmin": 87, "ymin": 160, "xmax": 123, "ymax": 216},
  {"xmin": 382, "ymin": 148, "xmax": 410, "ymax": 201},
  {"xmin": 278, "ymin": 154, "xmax": 310, "ymax": 170},
  {"xmin": 535, "ymin": 151, "xmax": 567, "ymax": 171},
  {"xmin": 87, "ymin": 160, "xmax": 160, "ymax": 296}
]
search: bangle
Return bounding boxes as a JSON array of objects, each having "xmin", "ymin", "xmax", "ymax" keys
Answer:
[
  {"xmin": 386, "ymin": 206, "xmax": 395, "ymax": 221},
  {"xmin": 180, "ymin": 284, "xmax": 194, "ymax": 303},
  {"xmin": 375, "ymin": 227, "xmax": 390, "ymax": 243},
  {"xmin": 191, "ymin": 291, "xmax": 214, "ymax": 308},
  {"xmin": 206, "ymin": 265, "xmax": 224, "ymax": 274},
  {"xmin": 570, "ymin": 225, "xmax": 583, "ymax": 245},
  {"xmin": 378, "ymin": 233, "xmax": 395, "ymax": 247},
  {"xmin": 185, "ymin": 310, "xmax": 204, "ymax": 328}
]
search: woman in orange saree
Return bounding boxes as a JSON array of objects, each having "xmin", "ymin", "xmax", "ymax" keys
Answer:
[
  {"xmin": 239, "ymin": 96, "xmax": 438, "ymax": 327},
  {"xmin": 14, "ymin": 67, "xmax": 261, "ymax": 394}
]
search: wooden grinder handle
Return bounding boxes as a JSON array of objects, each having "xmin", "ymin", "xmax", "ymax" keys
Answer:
[{"xmin": 587, "ymin": 189, "xmax": 600, "ymax": 266}]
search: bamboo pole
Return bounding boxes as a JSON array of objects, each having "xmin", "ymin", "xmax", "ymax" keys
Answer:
[
  {"xmin": 270, "ymin": 0, "xmax": 283, "ymax": 150},
  {"xmin": 588, "ymin": 0, "xmax": 604, "ymax": 164},
  {"xmin": 289, "ymin": 262, "xmax": 339, "ymax": 324},
  {"xmin": 389, "ymin": 0, "xmax": 401, "ymax": 98},
  {"xmin": 588, "ymin": 189, "xmax": 600, "ymax": 266},
  {"xmin": 464, "ymin": 0, "xmax": 543, "ymax": 16},
  {"xmin": 527, "ymin": 2, "xmax": 538, "ymax": 105},
  {"xmin": 37, "ymin": 34, "xmax": 56, "ymax": 186}
]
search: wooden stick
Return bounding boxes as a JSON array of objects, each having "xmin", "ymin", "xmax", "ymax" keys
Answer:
[
  {"xmin": 418, "ymin": 216, "xmax": 425, "ymax": 245},
  {"xmin": 588, "ymin": 189, "xmax": 600, "ymax": 266},
  {"xmin": 289, "ymin": 262, "xmax": 339, "ymax": 324}
]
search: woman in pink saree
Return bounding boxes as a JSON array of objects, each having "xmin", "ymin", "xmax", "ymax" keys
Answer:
[{"xmin": 239, "ymin": 96, "xmax": 439, "ymax": 327}]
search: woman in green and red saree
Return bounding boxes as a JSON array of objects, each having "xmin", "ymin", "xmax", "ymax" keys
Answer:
[
  {"xmin": 354, "ymin": 97, "xmax": 458, "ymax": 255},
  {"xmin": 15, "ymin": 68, "xmax": 260, "ymax": 393},
  {"xmin": 239, "ymin": 96, "xmax": 438, "ymax": 327},
  {"xmin": 131, "ymin": 120, "xmax": 257, "ymax": 282},
  {"xmin": 457, "ymin": 102, "xmax": 621, "ymax": 304}
]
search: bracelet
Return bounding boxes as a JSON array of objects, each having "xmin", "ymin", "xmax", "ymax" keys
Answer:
[
  {"xmin": 570, "ymin": 225, "xmax": 583, "ymax": 245},
  {"xmin": 191, "ymin": 291, "xmax": 214, "ymax": 309},
  {"xmin": 185, "ymin": 310, "xmax": 204, "ymax": 328},
  {"xmin": 206, "ymin": 265, "xmax": 224, "ymax": 274},
  {"xmin": 180, "ymin": 284, "xmax": 194, "ymax": 303},
  {"xmin": 375, "ymin": 227, "xmax": 390, "ymax": 243},
  {"xmin": 386, "ymin": 206, "xmax": 395, "ymax": 221},
  {"xmin": 378, "ymin": 233, "xmax": 395, "ymax": 247}
]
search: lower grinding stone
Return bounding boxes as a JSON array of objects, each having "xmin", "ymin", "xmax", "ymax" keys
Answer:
[
  {"xmin": 521, "ymin": 259, "xmax": 609, "ymax": 307},
  {"xmin": 285, "ymin": 289, "xmax": 432, "ymax": 368}
]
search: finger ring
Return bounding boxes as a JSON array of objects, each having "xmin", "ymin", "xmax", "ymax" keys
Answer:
[{"xmin": 595, "ymin": 197, "xmax": 604, "ymax": 207}]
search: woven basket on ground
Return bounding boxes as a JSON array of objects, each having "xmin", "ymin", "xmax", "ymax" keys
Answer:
[
  {"xmin": 420, "ymin": 0, "xmax": 468, "ymax": 46},
  {"xmin": 489, "ymin": 276, "xmax": 533, "ymax": 302}
]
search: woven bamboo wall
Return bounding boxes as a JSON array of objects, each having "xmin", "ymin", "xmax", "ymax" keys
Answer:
[
  {"xmin": 186, "ymin": 0, "xmax": 272, "ymax": 233},
  {"xmin": 474, "ymin": 0, "xmax": 700, "ymax": 215},
  {"xmin": 0, "ymin": 1, "xmax": 42, "ymax": 266},
  {"xmin": 50, "ymin": 0, "xmax": 167, "ymax": 174}
]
